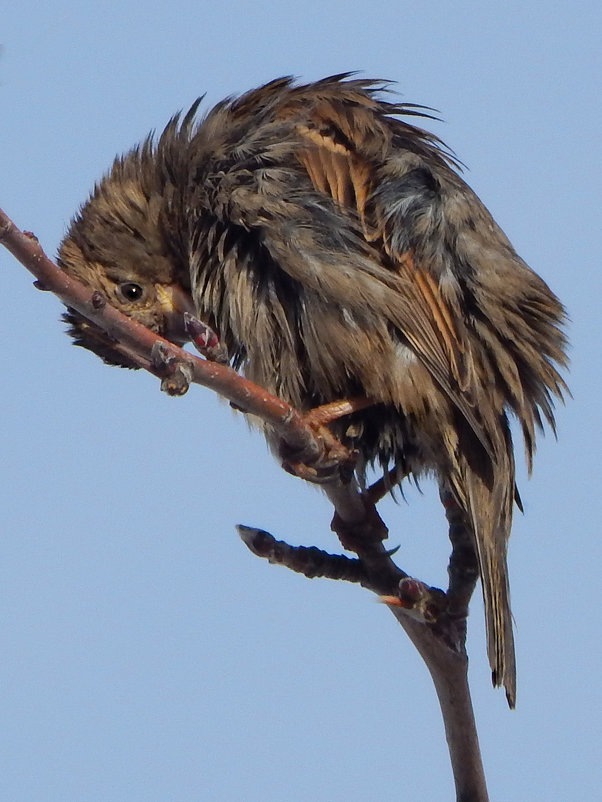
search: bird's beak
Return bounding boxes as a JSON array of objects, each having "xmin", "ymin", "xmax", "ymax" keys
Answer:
[{"xmin": 155, "ymin": 283, "xmax": 197, "ymax": 344}]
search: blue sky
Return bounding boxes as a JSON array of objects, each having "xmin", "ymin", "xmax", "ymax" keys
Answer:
[{"xmin": 1, "ymin": 2, "xmax": 600, "ymax": 799}]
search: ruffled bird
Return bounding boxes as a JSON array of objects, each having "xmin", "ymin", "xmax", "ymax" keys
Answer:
[{"xmin": 58, "ymin": 75, "xmax": 568, "ymax": 706}]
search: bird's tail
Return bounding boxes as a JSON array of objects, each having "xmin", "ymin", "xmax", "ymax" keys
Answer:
[
  {"xmin": 446, "ymin": 434, "xmax": 517, "ymax": 707},
  {"xmin": 466, "ymin": 466, "xmax": 516, "ymax": 707}
]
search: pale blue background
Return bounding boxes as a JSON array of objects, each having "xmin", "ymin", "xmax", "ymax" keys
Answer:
[{"xmin": 1, "ymin": 3, "xmax": 600, "ymax": 800}]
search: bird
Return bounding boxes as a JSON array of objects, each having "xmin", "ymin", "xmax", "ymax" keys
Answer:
[{"xmin": 57, "ymin": 74, "xmax": 568, "ymax": 707}]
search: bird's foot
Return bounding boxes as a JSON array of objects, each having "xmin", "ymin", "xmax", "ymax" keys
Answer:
[
  {"xmin": 280, "ymin": 396, "xmax": 376, "ymax": 483},
  {"xmin": 280, "ymin": 421, "xmax": 357, "ymax": 484}
]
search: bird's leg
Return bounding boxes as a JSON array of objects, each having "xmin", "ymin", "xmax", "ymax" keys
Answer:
[
  {"xmin": 302, "ymin": 396, "xmax": 376, "ymax": 427},
  {"xmin": 280, "ymin": 396, "xmax": 374, "ymax": 484}
]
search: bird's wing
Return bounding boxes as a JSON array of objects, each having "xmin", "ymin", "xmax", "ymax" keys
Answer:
[
  {"xmin": 294, "ymin": 102, "xmax": 472, "ymax": 383},
  {"xmin": 216, "ymin": 91, "xmax": 495, "ymax": 457}
]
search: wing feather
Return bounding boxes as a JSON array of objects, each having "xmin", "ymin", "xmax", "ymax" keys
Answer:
[{"xmin": 293, "ymin": 113, "xmax": 494, "ymax": 455}]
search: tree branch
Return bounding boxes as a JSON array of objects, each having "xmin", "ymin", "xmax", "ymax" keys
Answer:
[{"xmin": 1, "ymin": 205, "xmax": 490, "ymax": 801}]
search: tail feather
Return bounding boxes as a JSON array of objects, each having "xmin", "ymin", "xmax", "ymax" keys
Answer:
[
  {"xmin": 463, "ymin": 465, "xmax": 516, "ymax": 707},
  {"xmin": 444, "ymin": 423, "xmax": 517, "ymax": 707}
]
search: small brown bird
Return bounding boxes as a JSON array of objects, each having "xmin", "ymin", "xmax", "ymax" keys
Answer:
[{"xmin": 58, "ymin": 74, "xmax": 567, "ymax": 706}]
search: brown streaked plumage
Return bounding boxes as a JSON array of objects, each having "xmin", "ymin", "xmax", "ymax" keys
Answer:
[{"xmin": 58, "ymin": 74, "xmax": 568, "ymax": 706}]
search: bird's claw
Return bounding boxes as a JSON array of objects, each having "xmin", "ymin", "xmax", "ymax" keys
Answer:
[
  {"xmin": 282, "ymin": 455, "xmax": 344, "ymax": 484},
  {"xmin": 279, "ymin": 421, "xmax": 357, "ymax": 485}
]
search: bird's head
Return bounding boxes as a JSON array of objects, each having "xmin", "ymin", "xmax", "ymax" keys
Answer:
[{"xmin": 58, "ymin": 124, "xmax": 197, "ymax": 367}]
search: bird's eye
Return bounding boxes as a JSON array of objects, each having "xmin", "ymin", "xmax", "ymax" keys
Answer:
[{"xmin": 118, "ymin": 282, "xmax": 144, "ymax": 302}]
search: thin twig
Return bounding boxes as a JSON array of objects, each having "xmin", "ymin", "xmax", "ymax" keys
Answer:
[{"xmin": 237, "ymin": 526, "xmax": 370, "ymax": 584}]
